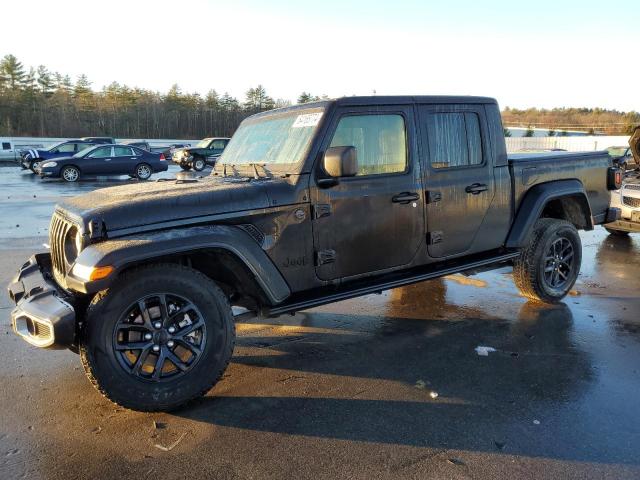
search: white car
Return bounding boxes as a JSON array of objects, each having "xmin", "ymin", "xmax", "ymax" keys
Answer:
[{"xmin": 606, "ymin": 171, "xmax": 640, "ymax": 235}]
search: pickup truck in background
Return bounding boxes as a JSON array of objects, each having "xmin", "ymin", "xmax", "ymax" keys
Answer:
[
  {"xmin": 7, "ymin": 95, "xmax": 621, "ymax": 412},
  {"xmin": 171, "ymin": 137, "xmax": 230, "ymax": 171},
  {"xmin": 0, "ymin": 139, "xmax": 20, "ymax": 162},
  {"xmin": 605, "ymin": 126, "xmax": 640, "ymax": 235},
  {"xmin": 20, "ymin": 139, "xmax": 98, "ymax": 171}
]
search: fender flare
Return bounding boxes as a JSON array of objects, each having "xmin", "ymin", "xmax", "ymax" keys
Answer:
[
  {"xmin": 505, "ymin": 179, "xmax": 592, "ymax": 249},
  {"xmin": 66, "ymin": 225, "xmax": 291, "ymax": 304}
]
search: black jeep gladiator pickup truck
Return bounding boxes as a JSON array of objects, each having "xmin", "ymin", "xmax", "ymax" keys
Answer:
[{"xmin": 8, "ymin": 96, "xmax": 622, "ymax": 411}]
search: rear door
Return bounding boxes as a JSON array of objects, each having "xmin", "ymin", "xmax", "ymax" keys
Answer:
[
  {"xmin": 312, "ymin": 105, "xmax": 424, "ymax": 281},
  {"xmin": 112, "ymin": 146, "xmax": 137, "ymax": 174},
  {"xmin": 417, "ymin": 105, "xmax": 495, "ymax": 258}
]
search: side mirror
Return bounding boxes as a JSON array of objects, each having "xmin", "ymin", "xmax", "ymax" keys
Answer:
[{"xmin": 323, "ymin": 146, "xmax": 357, "ymax": 177}]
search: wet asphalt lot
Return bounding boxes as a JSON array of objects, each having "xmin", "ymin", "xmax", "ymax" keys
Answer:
[{"xmin": 0, "ymin": 164, "xmax": 639, "ymax": 479}]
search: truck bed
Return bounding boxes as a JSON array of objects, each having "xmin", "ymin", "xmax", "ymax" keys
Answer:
[{"xmin": 508, "ymin": 151, "xmax": 612, "ymax": 223}]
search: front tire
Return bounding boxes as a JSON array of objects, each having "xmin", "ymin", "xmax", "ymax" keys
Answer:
[
  {"xmin": 513, "ymin": 219, "xmax": 582, "ymax": 303},
  {"xmin": 192, "ymin": 156, "xmax": 206, "ymax": 172},
  {"xmin": 61, "ymin": 165, "xmax": 80, "ymax": 182},
  {"xmin": 80, "ymin": 264, "xmax": 235, "ymax": 412}
]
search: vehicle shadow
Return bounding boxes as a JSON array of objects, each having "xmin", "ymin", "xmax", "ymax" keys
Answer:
[
  {"xmin": 172, "ymin": 280, "xmax": 621, "ymax": 465},
  {"xmin": 593, "ymin": 234, "xmax": 640, "ymax": 343}
]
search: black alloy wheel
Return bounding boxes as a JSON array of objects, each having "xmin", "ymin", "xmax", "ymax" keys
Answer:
[{"xmin": 113, "ymin": 293, "xmax": 207, "ymax": 382}]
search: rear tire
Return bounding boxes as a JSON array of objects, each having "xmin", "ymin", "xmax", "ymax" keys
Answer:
[
  {"xmin": 80, "ymin": 264, "xmax": 235, "ymax": 412},
  {"xmin": 61, "ymin": 166, "xmax": 80, "ymax": 182},
  {"xmin": 605, "ymin": 227, "xmax": 630, "ymax": 236},
  {"xmin": 513, "ymin": 219, "xmax": 581, "ymax": 303}
]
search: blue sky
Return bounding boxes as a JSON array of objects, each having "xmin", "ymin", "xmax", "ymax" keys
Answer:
[{"xmin": 2, "ymin": 0, "xmax": 639, "ymax": 110}]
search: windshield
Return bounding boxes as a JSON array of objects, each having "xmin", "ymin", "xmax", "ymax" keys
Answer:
[
  {"xmin": 219, "ymin": 107, "xmax": 325, "ymax": 168},
  {"xmin": 74, "ymin": 146, "xmax": 95, "ymax": 157},
  {"xmin": 196, "ymin": 138, "xmax": 213, "ymax": 148},
  {"xmin": 46, "ymin": 141, "xmax": 67, "ymax": 151},
  {"xmin": 607, "ymin": 147, "xmax": 628, "ymax": 157}
]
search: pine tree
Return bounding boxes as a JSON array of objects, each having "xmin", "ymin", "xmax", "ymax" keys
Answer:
[
  {"xmin": 297, "ymin": 92, "xmax": 319, "ymax": 104},
  {"xmin": 74, "ymin": 74, "xmax": 92, "ymax": 97},
  {"xmin": 36, "ymin": 65, "xmax": 55, "ymax": 95},
  {"xmin": 547, "ymin": 129, "xmax": 555, "ymax": 137},
  {"xmin": 244, "ymin": 85, "xmax": 274, "ymax": 111},
  {"xmin": 524, "ymin": 126, "xmax": 534, "ymax": 137},
  {"xmin": 219, "ymin": 93, "xmax": 239, "ymax": 110},
  {"xmin": 205, "ymin": 89, "xmax": 219, "ymax": 108},
  {"xmin": 0, "ymin": 54, "xmax": 26, "ymax": 89}
]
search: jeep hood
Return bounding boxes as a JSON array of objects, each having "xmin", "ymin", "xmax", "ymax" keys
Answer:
[{"xmin": 58, "ymin": 176, "xmax": 275, "ymax": 233}]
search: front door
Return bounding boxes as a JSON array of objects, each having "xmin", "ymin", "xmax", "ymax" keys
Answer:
[
  {"xmin": 83, "ymin": 145, "xmax": 114, "ymax": 174},
  {"xmin": 417, "ymin": 105, "xmax": 495, "ymax": 258},
  {"xmin": 312, "ymin": 106, "xmax": 424, "ymax": 281}
]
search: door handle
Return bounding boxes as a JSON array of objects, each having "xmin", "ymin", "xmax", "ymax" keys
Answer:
[
  {"xmin": 104, "ymin": 158, "xmax": 112, "ymax": 162},
  {"xmin": 465, "ymin": 183, "xmax": 488, "ymax": 195},
  {"xmin": 392, "ymin": 192, "xmax": 419, "ymax": 204}
]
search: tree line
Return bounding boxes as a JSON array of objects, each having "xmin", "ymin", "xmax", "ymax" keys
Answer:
[
  {"xmin": 0, "ymin": 54, "xmax": 327, "ymax": 139},
  {"xmin": 3, "ymin": 53, "xmax": 638, "ymax": 139},
  {"xmin": 502, "ymin": 106, "xmax": 640, "ymax": 136}
]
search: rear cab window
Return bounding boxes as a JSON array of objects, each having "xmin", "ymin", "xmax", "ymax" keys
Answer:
[
  {"xmin": 2, "ymin": 142, "xmax": 11, "ymax": 150},
  {"xmin": 424, "ymin": 112, "xmax": 483, "ymax": 169}
]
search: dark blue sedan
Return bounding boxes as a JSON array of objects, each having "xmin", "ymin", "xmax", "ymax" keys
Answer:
[{"xmin": 35, "ymin": 144, "xmax": 169, "ymax": 182}]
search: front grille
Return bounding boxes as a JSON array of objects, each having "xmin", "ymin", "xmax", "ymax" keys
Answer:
[
  {"xmin": 622, "ymin": 196, "xmax": 640, "ymax": 208},
  {"xmin": 49, "ymin": 212, "xmax": 75, "ymax": 281}
]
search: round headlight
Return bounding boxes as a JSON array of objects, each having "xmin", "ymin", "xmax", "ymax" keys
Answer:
[{"xmin": 64, "ymin": 227, "xmax": 82, "ymax": 265}]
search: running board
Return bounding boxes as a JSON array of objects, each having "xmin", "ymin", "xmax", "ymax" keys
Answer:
[{"xmin": 266, "ymin": 251, "xmax": 520, "ymax": 317}]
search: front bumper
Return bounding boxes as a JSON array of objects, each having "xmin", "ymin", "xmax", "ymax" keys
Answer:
[
  {"xmin": 7, "ymin": 254, "xmax": 76, "ymax": 349},
  {"xmin": 37, "ymin": 167, "xmax": 56, "ymax": 177},
  {"xmin": 604, "ymin": 219, "xmax": 640, "ymax": 233}
]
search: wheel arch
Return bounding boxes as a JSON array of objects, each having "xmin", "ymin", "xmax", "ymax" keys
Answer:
[
  {"xmin": 506, "ymin": 179, "xmax": 593, "ymax": 249},
  {"xmin": 69, "ymin": 225, "xmax": 291, "ymax": 309}
]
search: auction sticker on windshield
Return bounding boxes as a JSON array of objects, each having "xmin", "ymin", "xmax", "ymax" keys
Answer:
[{"xmin": 292, "ymin": 112, "xmax": 323, "ymax": 128}]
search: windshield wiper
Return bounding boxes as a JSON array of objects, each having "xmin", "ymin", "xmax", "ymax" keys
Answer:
[{"xmin": 248, "ymin": 163, "xmax": 272, "ymax": 180}]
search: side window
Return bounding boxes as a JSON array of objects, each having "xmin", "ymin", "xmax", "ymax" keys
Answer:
[
  {"xmin": 57, "ymin": 143, "xmax": 77, "ymax": 153},
  {"xmin": 114, "ymin": 146, "xmax": 134, "ymax": 156},
  {"xmin": 427, "ymin": 112, "xmax": 483, "ymax": 169},
  {"xmin": 87, "ymin": 146, "xmax": 112, "ymax": 158},
  {"xmin": 329, "ymin": 114, "xmax": 407, "ymax": 176},
  {"xmin": 2, "ymin": 142, "xmax": 10, "ymax": 150},
  {"xmin": 211, "ymin": 139, "xmax": 226, "ymax": 150}
]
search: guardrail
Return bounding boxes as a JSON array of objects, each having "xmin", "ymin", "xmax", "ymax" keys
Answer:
[{"xmin": 506, "ymin": 135, "xmax": 630, "ymax": 153}]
